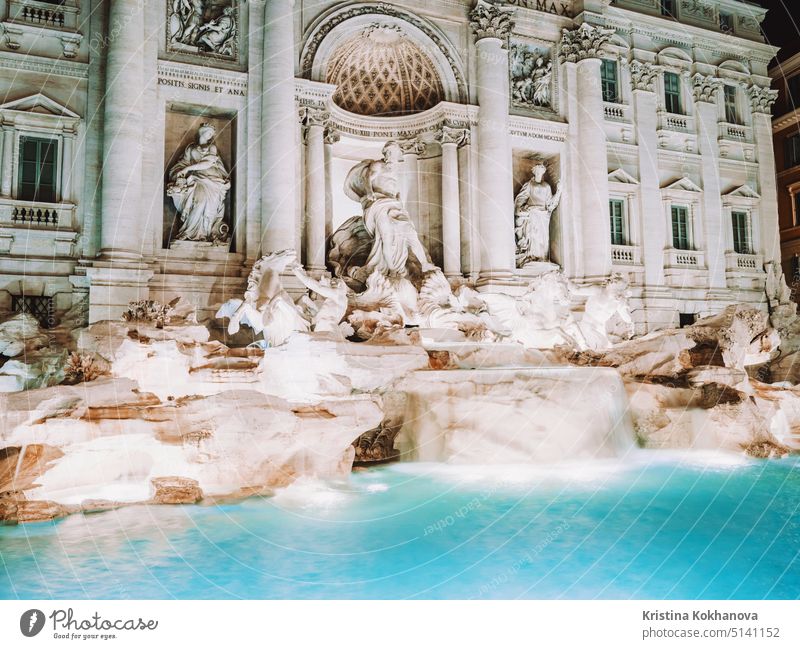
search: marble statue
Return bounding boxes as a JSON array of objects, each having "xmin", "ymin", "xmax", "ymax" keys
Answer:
[
  {"xmin": 481, "ymin": 271, "xmax": 585, "ymax": 349},
  {"xmin": 166, "ymin": 123, "xmax": 231, "ymax": 244},
  {"xmin": 169, "ymin": 1, "xmax": 237, "ymax": 57},
  {"xmin": 329, "ymin": 141, "xmax": 435, "ymax": 288},
  {"xmin": 169, "ymin": 0, "xmax": 205, "ymax": 45},
  {"xmin": 290, "ymin": 264, "xmax": 352, "ymax": 338},
  {"xmin": 514, "ymin": 161, "xmax": 562, "ymax": 267},
  {"xmin": 216, "ymin": 250, "xmax": 310, "ymax": 347},
  {"xmin": 765, "ymin": 261, "xmax": 793, "ymax": 311},
  {"xmin": 510, "ymin": 45, "xmax": 553, "ymax": 109},
  {"xmin": 197, "ymin": 6, "xmax": 236, "ymax": 55},
  {"xmin": 575, "ymin": 274, "xmax": 635, "ymax": 351},
  {"xmin": 416, "ymin": 269, "xmax": 493, "ymax": 341}
]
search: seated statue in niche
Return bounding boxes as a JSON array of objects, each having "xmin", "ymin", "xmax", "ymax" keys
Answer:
[
  {"xmin": 514, "ymin": 161, "xmax": 562, "ymax": 267},
  {"xmin": 166, "ymin": 123, "xmax": 231, "ymax": 244},
  {"xmin": 328, "ymin": 141, "xmax": 435, "ymax": 292}
]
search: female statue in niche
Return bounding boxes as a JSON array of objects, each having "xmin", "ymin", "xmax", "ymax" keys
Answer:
[
  {"xmin": 167, "ymin": 123, "xmax": 231, "ymax": 243},
  {"xmin": 514, "ymin": 161, "xmax": 562, "ymax": 267}
]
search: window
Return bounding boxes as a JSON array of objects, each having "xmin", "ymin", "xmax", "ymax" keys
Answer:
[
  {"xmin": 679, "ymin": 313, "xmax": 696, "ymax": 328},
  {"xmin": 11, "ymin": 295, "xmax": 55, "ymax": 329},
  {"xmin": 601, "ymin": 59, "xmax": 620, "ymax": 104},
  {"xmin": 794, "ymin": 192, "xmax": 800, "ymax": 226},
  {"xmin": 788, "ymin": 75, "xmax": 800, "ymax": 108},
  {"xmin": 609, "ymin": 199, "xmax": 625, "ymax": 245},
  {"xmin": 719, "ymin": 12, "xmax": 734, "ymax": 33},
  {"xmin": 664, "ymin": 71, "xmax": 683, "ymax": 114},
  {"xmin": 785, "ymin": 133, "xmax": 800, "ymax": 168},
  {"xmin": 731, "ymin": 211, "xmax": 751, "ymax": 254},
  {"xmin": 671, "ymin": 205, "xmax": 690, "ymax": 249},
  {"xmin": 723, "ymin": 85, "xmax": 740, "ymax": 124},
  {"xmin": 18, "ymin": 137, "xmax": 57, "ymax": 203},
  {"xmin": 660, "ymin": 0, "xmax": 676, "ymax": 17}
]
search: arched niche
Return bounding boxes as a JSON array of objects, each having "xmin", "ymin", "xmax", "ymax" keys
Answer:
[{"xmin": 300, "ymin": 2, "xmax": 467, "ymax": 108}]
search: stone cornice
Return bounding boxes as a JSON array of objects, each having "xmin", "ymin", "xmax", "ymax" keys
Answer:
[
  {"xmin": 157, "ymin": 60, "xmax": 248, "ymax": 91},
  {"xmin": 773, "ymin": 107, "xmax": 800, "ymax": 134},
  {"xmin": 469, "ymin": 0, "xmax": 515, "ymax": 42},
  {"xmin": 0, "ymin": 50, "xmax": 87, "ymax": 78},
  {"xmin": 558, "ymin": 23, "xmax": 615, "ymax": 64},
  {"xmin": 603, "ymin": 11, "xmax": 779, "ymax": 66},
  {"xmin": 327, "ymin": 101, "xmax": 478, "ymax": 141}
]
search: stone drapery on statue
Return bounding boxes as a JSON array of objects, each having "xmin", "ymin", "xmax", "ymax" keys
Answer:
[
  {"xmin": 166, "ymin": 123, "xmax": 231, "ymax": 244},
  {"xmin": 328, "ymin": 141, "xmax": 435, "ymax": 291},
  {"xmin": 514, "ymin": 161, "xmax": 562, "ymax": 267}
]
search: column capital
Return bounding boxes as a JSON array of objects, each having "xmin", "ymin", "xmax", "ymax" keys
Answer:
[
  {"xmin": 628, "ymin": 60, "xmax": 662, "ymax": 93},
  {"xmin": 747, "ymin": 84, "xmax": 779, "ymax": 115},
  {"xmin": 469, "ymin": 0, "xmax": 514, "ymax": 43},
  {"xmin": 298, "ymin": 105, "xmax": 330, "ymax": 128},
  {"xmin": 436, "ymin": 124, "xmax": 470, "ymax": 148},
  {"xmin": 398, "ymin": 137, "xmax": 425, "ymax": 157},
  {"xmin": 558, "ymin": 23, "xmax": 615, "ymax": 64},
  {"xmin": 692, "ymin": 73, "xmax": 724, "ymax": 104}
]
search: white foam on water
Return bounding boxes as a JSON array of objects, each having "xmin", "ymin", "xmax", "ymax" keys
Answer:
[{"xmin": 271, "ymin": 476, "xmax": 354, "ymax": 510}]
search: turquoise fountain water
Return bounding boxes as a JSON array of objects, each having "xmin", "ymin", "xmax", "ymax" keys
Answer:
[{"xmin": 1, "ymin": 452, "xmax": 798, "ymax": 599}]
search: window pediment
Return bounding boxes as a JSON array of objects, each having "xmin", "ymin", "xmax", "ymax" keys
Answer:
[
  {"xmin": 663, "ymin": 176, "xmax": 703, "ymax": 193},
  {"xmin": 0, "ymin": 93, "xmax": 79, "ymax": 119}
]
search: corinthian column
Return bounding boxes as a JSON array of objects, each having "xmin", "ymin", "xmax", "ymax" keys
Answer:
[
  {"xmin": 748, "ymin": 84, "xmax": 781, "ymax": 265},
  {"xmin": 559, "ymin": 23, "xmax": 615, "ymax": 281},
  {"xmin": 436, "ymin": 125, "xmax": 469, "ymax": 277},
  {"xmin": 98, "ymin": 0, "xmax": 145, "ymax": 260},
  {"xmin": 300, "ymin": 106, "xmax": 329, "ymax": 275},
  {"xmin": 469, "ymin": 0, "xmax": 516, "ymax": 287},
  {"xmin": 262, "ymin": 0, "xmax": 298, "ymax": 254},
  {"xmin": 693, "ymin": 73, "xmax": 726, "ymax": 290}
]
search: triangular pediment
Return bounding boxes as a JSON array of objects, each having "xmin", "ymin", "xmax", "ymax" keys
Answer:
[
  {"xmin": 0, "ymin": 93, "xmax": 79, "ymax": 118},
  {"xmin": 724, "ymin": 184, "xmax": 760, "ymax": 199},
  {"xmin": 663, "ymin": 176, "xmax": 703, "ymax": 192},
  {"xmin": 608, "ymin": 168, "xmax": 639, "ymax": 184}
]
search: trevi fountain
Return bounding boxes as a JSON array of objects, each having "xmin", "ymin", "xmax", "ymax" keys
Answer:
[{"xmin": 0, "ymin": 143, "xmax": 798, "ymax": 599}]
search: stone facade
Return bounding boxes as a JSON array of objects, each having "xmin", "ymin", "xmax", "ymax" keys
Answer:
[{"xmin": 0, "ymin": 0, "xmax": 781, "ymax": 331}]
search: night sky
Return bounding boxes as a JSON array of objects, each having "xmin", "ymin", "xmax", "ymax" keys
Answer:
[{"xmin": 752, "ymin": 0, "xmax": 800, "ymax": 61}]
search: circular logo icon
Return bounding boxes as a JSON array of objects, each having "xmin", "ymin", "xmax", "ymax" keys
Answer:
[{"xmin": 20, "ymin": 609, "xmax": 45, "ymax": 638}]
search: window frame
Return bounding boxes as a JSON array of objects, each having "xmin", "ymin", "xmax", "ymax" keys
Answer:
[
  {"xmin": 17, "ymin": 136, "xmax": 59, "ymax": 203},
  {"xmin": 785, "ymin": 132, "xmax": 800, "ymax": 169},
  {"xmin": 600, "ymin": 59, "xmax": 620, "ymax": 104},
  {"xmin": 731, "ymin": 210, "xmax": 752, "ymax": 255},
  {"xmin": 671, "ymin": 204, "xmax": 691, "ymax": 250},
  {"xmin": 660, "ymin": 0, "xmax": 677, "ymax": 18},
  {"xmin": 723, "ymin": 84, "xmax": 740, "ymax": 125},
  {"xmin": 609, "ymin": 198, "xmax": 626, "ymax": 246},
  {"xmin": 663, "ymin": 71, "xmax": 683, "ymax": 115}
]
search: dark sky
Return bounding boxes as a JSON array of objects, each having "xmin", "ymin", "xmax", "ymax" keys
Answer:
[{"xmin": 752, "ymin": 0, "xmax": 800, "ymax": 60}]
